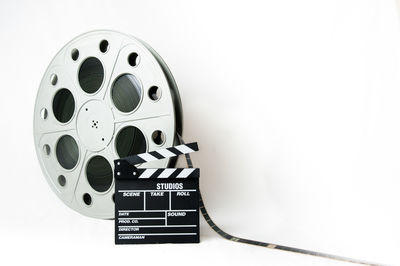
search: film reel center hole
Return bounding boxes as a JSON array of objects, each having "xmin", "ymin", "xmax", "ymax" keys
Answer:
[
  {"xmin": 71, "ymin": 48, "xmax": 79, "ymax": 61},
  {"xmin": 112, "ymin": 74, "xmax": 142, "ymax": 112},
  {"xmin": 116, "ymin": 126, "xmax": 146, "ymax": 157},
  {"xmin": 53, "ymin": 89, "xmax": 75, "ymax": 123},
  {"xmin": 56, "ymin": 135, "xmax": 79, "ymax": 170},
  {"xmin": 91, "ymin": 120, "xmax": 99, "ymax": 128},
  {"xmin": 79, "ymin": 57, "xmax": 104, "ymax": 94},
  {"xmin": 152, "ymin": 130, "xmax": 165, "ymax": 145},
  {"xmin": 86, "ymin": 156, "xmax": 113, "ymax": 192}
]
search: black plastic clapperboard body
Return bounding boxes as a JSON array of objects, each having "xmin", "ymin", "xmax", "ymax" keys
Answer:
[{"xmin": 114, "ymin": 143, "xmax": 200, "ymax": 244}]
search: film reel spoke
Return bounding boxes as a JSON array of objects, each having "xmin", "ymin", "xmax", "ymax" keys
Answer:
[{"xmin": 113, "ymin": 113, "xmax": 171, "ymax": 124}]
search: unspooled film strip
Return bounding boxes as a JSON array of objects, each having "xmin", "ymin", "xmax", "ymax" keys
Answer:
[{"xmin": 176, "ymin": 135, "xmax": 381, "ymax": 266}]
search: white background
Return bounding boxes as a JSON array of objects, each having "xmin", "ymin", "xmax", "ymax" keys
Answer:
[{"xmin": 0, "ymin": 0, "xmax": 399, "ymax": 265}]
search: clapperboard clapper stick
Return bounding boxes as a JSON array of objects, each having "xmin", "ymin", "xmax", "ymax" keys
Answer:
[{"xmin": 114, "ymin": 142, "xmax": 200, "ymax": 244}]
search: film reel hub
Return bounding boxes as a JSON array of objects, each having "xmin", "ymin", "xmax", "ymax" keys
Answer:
[{"xmin": 76, "ymin": 100, "xmax": 114, "ymax": 152}]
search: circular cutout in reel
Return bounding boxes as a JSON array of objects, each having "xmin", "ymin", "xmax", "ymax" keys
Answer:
[{"xmin": 33, "ymin": 30, "xmax": 183, "ymax": 219}]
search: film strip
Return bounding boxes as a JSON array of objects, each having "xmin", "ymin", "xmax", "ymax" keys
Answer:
[{"xmin": 176, "ymin": 135, "xmax": 381, "ymax": 266}]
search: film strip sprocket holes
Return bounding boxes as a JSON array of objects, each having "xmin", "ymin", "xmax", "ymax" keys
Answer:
[{"xmin": 114, "ymin": 143, "xmax": 200, "ymax": 244}]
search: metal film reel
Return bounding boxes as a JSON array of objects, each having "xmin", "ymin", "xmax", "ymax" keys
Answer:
[{"xmin": 33, "ymin": 30, "xmax": 183, "ymax": 219}]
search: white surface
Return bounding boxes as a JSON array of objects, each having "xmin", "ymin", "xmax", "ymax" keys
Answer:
[{"xmin": 0, "ymin": 0, "xmax": 399, "ymax": 265}]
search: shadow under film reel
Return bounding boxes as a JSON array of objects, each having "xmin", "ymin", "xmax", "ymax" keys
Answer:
[{"xmin": 33, "ymin": 30, "xmax": 183, "ymax": 219}]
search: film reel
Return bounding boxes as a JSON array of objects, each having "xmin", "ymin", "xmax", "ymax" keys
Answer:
[{"xmin": 33, "ymin": 30, "xmax": 183, "ymax": 219}]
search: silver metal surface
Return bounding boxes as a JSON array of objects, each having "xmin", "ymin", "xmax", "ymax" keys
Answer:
[{"xmin": 33, "ymin": 30, "xmax": 182, "ymax": 219}]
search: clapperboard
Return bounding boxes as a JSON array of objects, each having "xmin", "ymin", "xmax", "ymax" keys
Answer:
[{"xmin": 114, "ymin": 142, "xmax": 200, "ymax": 244}]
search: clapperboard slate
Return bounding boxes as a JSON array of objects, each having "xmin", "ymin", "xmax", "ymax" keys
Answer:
[{"xmin": 114, "ymin": 142, "xmax": 200, "ymax": 244}]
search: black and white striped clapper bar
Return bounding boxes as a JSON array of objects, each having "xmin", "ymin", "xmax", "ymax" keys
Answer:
[{"xmin": 114, "ymin": 142, "xmax": 200, "ymax": 244}]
